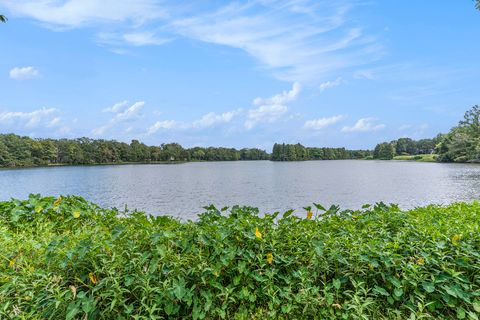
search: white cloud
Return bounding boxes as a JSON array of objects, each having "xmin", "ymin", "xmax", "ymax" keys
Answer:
[
  {"xmin": 146, "ymin": 109, "xmax": 242, "ymax": 135},
  {"xmin": 92, "ymin": 101, "xmax": 145, "ymax": 136},
  {"xmin": 103, "ymin": 100, "xmax": 129, "ymax": 113},
  {"xmin": 192, "ymin": 110, "xmax": 241, "ymax": 129},
  {"xmin": 1, "ymin": 0, "xmax": 165, "ymax": 28},
  {"xmin": 245, "ymin": 82, "xmax": 300, "ymax": 129},
  {"xmin": 319, "ymin": 77, "xmax": 343, "ymax": 92},
  {"xmin": 4, "ymin": 1, "xmax": 382, "ymax": 82},
  {"xmin": 245, "ymin": 105, "xmax": 288, "ymax": 130},
  {"xmin": 304, "ymin": 115, "xmax": 345, "ymax": 130},
  {"xmin": 341, "ymin": 118, "xmax": 385, "ymax": 133},
  {"xmin": 9, "ymin": 66, "xmax": 40, "ymax": 80},
  {"xmin": 0, "ymin": 107, "xmax": 58, "ymax": 128},
  {"xmin": 147, "ymin": 120, "xmax": 178, "ymax": 135},
  {"xmin": 123, "ymin": 32, "xmax": 170, "ymax": 46},
  {"xmin": 253, "ymin": 82, "xmax": 301, "ymax": 106},
  {"xmin": 171, "ymin": 2, "xmax": 382, "ymax": 82}
]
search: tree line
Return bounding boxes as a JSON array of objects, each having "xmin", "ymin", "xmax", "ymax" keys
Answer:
[
  {"xmin": 2, "ymin": 105, "xmax": 479, "ymax": 167},
  {"xmin": 372, "ymin": 136, "xmax": 442, "ymax": 160},
  {"xmin": 373, "ymin": 105, "xmax": 480, "ymax": 162},
  {"xmin": 271, "ymin": 143, "xmax": 371, "ymax": 161},
  {"xmin": 0, "ymin": 134, "xmax": 269, "ymax": 167}
]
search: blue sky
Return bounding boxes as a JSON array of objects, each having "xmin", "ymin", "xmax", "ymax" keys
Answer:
[{"xmin": 0, "ymin": 1, "xmax": 479, "ymax": 150}]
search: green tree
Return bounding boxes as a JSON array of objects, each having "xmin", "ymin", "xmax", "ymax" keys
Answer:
[
  {"xmin": 437, "ymin": 106, "xmax": 480, "ymax": 162},
  {"xmin": 373, "ymin": 142, "xmax": 395, "ymax": 160},
  {"xmin": 0, "ymin": 15, "xmax": 7, "ymax": 23}
]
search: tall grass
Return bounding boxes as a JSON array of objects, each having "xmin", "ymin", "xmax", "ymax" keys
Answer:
[{"xmin": 1, "ymin": 195, "xmax": 480, "ymax": 319}]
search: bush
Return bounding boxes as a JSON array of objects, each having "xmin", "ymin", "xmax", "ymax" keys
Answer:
[{"xmin": 1, "ymin": 195, "xmax": 480, "ymax": 319}]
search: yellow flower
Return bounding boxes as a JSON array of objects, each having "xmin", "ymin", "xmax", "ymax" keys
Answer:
[
  {"xmin": 416, "ymin": 257, "xmax": 425, "ymax": 265},
  {"xmin": 307, "ymin": 211, "xmax": 313, "ymax": 220},
  {"xmin": 255, "ymin": 227, "xmax": 262, "ymax": 239},
  {"xmin": 88, "ymin": 272, "xmax": 97, "ymax": 285},
  {"xmin": 451, "ymin": 234, "xmax": 461, "ymax": 243},
  {"xmin": 266, "ymin": 252, "xmax": 273, "ymax": 265},
  {"xmin": 53, "ymin": 197, "xmax": 62, "ymax": 208},
  {"xmin": 73, "ymin": 211, "xmax": 81, "ymax": 219},
  {"xmin": 8, "ymin": 257, "xmax": 16, "ymax": 268}
]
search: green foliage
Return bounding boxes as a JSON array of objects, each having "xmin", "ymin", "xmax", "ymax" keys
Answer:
[
  {"xmin": 2, "ymin": 195, "xmax": 480, "ymax": 319},
  {"xmin": 437, "ymin": 105, "xmax": 480, "ymax": 163},
  {"xmin": 271, "ymin": 143, "xmax": 371, "ymax": 161},
  {"xmin": 0, "ymin": 15, "xmax": 7, "ymax": 23},
  {"xmin": 0, "ymin": 134, "xmax": 269, "ymax": 168},
  {"xmin": 393, "ymin": 154, "xmax": 438, "ymax": 162},
  {"xmin": 373, "ymin": 142, "xmax": 395, "ymax": 160}
]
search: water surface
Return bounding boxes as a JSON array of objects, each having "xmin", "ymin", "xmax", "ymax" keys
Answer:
[{"xmin": 1, "ymin": 160, "xmax": 479, "ymax": 219}]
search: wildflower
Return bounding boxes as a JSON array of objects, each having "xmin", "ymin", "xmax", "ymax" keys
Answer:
[
  {"xmin": 451, "ymin": 234, "xmax": 461, "ymax": 243},
  {"xmin": 54, "ymin": 197, "xmax": 62, "ymax": 208},
  {"xmin": 88, "ymin": 272, "xmax": 97, "ymax": 285},
  {"xmin": 70, "ymin": 285, "xmax": 77, "ymax": 299},
  {"xmin": 8, "ymin": 257, "xmax": 16, "ymax": 268},
  {"xmin": 255, "ymin": 227, "xmax": 262, "ymax": 239},
  {"xmin": 73, "ymin": 211, "xmax": 81, "ymax": 219},
  {"xmin": 416, "ymin": 257, "xmax": 425, "ymax": 265},
  {"xmin": 307, "ymin": 211, "xmax": 313, "ymax": 220},
  {"xmin": 266, "ymin": 252, "xmax": 273, "ymax": 265}
]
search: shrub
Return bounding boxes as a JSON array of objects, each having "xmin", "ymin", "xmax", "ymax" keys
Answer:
[{"xmin": 1, "ymin": 195, "xmax": 480, "ymax": 319}]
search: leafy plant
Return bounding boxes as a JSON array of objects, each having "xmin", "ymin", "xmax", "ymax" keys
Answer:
[{"xmin": 1, "ymin": 195, "xmax": 480, "ymax": 319}]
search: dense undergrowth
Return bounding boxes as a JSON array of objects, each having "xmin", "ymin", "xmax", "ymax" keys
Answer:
[{"xmin": 1, "ymin": 195, "xmax": 480, "ymax": 319}]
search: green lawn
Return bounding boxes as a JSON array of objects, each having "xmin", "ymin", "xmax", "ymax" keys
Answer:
[
  {"xmin": 1, "ymin": 195, "xmax": 480, "ymax": 319},
  {"xmin": 393, "ymin": 154, "xmax": 438, "ymax": 162}
]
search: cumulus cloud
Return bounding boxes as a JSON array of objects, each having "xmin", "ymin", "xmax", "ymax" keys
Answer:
[
  {"xmin": 192, "ymin": 110, "xmax": 242, "ymax": 129},
  {"xmin": 304, "ymin": 115, "xmax": 345, "ymax": 130},
  {"xmin": 147, "ymin": 120, "xmax": 178, "ymax": 135},
  {"xmin": 146, "ymin": 110, "xmax": 242, "ymax": 135},
  {"xmin": 319, "ymin": 77, "xmax": 343, "ymax": 92},
  {"xmin": 245, "ymin": 105, "xmax": 288, "ymax": 130},
  {"xmin": 253, "ymin": 82, "xmax": 301, "ymax": 107},
  {"xmin": 245, "ymin": 82, "xmax": 300, "ymax": 130},
  {"xmin": 341, "ymin": 118, "xmax": 385, "ymax": 133},
  {"xmin": 0, "ymin": 107, "xmax": 59, "ymax": 128},
  {"xmin": 92, "ymin": 101, "xmax": 145, "ymax": 136},
  {"xmin": 103, "ymin": 100, "xmax": 129, "ymax": 113},
  {"xmin": 9, "ymin": 66, "xmax": 40, "ymax": 80}
]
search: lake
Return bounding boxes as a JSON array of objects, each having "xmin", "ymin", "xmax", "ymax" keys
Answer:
[{"xmin": 1, "ymin": 160, "xmax": 479, "ymax": 220}]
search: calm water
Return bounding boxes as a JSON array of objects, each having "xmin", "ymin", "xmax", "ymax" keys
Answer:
[{"xmin": 1, "ymin": 160, "xmax": 480, "ymax": 219}]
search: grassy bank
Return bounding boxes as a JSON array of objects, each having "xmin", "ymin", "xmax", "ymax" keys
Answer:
[
  {"xmin": 393, "ymin": 154, "xmax": 438, "ymax": 162},
  {"xmin": 1, "ymin": 196, "xmax": 480, "ymax": 319}
]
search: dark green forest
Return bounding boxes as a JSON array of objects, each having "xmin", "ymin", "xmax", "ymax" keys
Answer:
[
  {"xmin": 1, "ymin": 105, "xmax": 479, "ymax": 167},
  {"xmin": 0, "ymin": 135, "xmax": 269, "ymax": 167},
  {"xmin": 271, "ymin": 143, "xmax": 371, "ymax": 161}
]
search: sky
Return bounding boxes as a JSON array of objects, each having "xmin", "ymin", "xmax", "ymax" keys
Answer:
[{"xmin": 0, "ymin": 1, "xmax": 479, "ymax": 150}]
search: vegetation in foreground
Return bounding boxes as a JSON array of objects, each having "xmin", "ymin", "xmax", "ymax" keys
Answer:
[{"xmin": 1, "ymin": 196, "xmax": 480, "ymax": 319}]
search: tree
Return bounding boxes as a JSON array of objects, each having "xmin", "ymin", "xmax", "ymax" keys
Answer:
[
  {"xmin": 0, "ymin": 15, "xmax": 7, "ymax": 23},
  {"xmin": 476, "ymin": 0, "xmax": 480, "ymax": 10},
  {"xmin": 373, "ymin": 142, "xmax": 395, "ymax": 160},
  {"xmin": 436, "ymin": 106, "xmax": 480, "ymax": 162}
]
